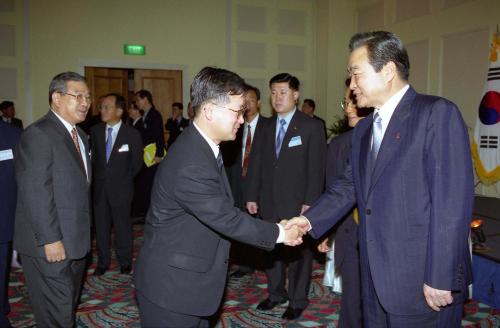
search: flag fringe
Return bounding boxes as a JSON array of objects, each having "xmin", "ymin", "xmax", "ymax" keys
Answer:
[{"xmin": 471, "ymin": 141, "xmax": 500, "ymax": 185}]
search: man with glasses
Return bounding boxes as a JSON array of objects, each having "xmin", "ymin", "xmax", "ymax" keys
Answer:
[
  {"xmin": 246, "ymin": 73, "xmax": 326, "ymax": 320},
  {"xmin": 14, "ymin": 71, "xmax": 92, "ymax": 327},
  {"xmin": 134, "ymin": 67, "xmax": 304, "ymax": 327}
]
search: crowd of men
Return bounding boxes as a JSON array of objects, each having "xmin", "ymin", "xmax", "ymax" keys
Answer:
[{"xmin": 0, "ymin": 30, "xmax": 473, "ymax": 328}]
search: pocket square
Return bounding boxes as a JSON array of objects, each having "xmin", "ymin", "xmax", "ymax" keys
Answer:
[
  {"xmin": 288, "ymin": 136, "xmax": 302, "ymax": 147},
  {"xmin": 118, "ymin": 144, "xmax": 129, "ymax": 152},
  {"xmin": 0, "ymin": 149, "xmax": 14, "ymax": 161}
]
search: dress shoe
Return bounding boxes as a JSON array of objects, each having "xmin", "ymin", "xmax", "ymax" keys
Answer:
[
  {"xmin": 94, "ymin": 267, "xmax": 107, "ymax": 276},
  {"xmin": 230, "ymin": 270, "xmax": 249, "ymax": 279},
  {"xmin": 281, "ymin": 306, "xmax": 304, "ymax": 320},
  {"xmin": 120, "ymin": 265, "xmax": 132, "ymax": 274},
  {"xmin": 256, "ymin": 298, "xmax": 287, "ymax": 311}
]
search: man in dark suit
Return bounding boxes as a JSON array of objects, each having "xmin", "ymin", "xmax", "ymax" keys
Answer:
[
  {"xmin": 0, "ymin": 120, "xmax": 21, "ymax": 328},
  {"xmin": 301, "ymin": 98, "xmax": 326, "ymax": 138},
  {"xmin": 14, "ymin": 71, "xmax": 92, "ymax": 327},
  {"xmin": 134, "ymin": 89, "xmax": 165, "ymax": 216},
  {"xmin": 221, "ymin": 84, "xmax": 268, "ymax": 278},
  {"xmin": 90, "ymin": 93, "xmax": 143, "ymax": 276},
  {"xmin": 0, "ymin": 101, "xmax": 23, "ymax": 129},
  {"xmin": 128, "ymin": 102, "xmax": 145, "ymax": 135},
  {"xmin": 287, "ymin": 31, "xmax": 473, "ymax": 327},
  {"xmin": 246, "ymin": 73, "xmax": 326, "ymax": 320},
  {"xmin": 165, "ymin": 102, "xmax": 189, "ymax": 149},
  {"xmin": 134, "ymin": 67, "xmax": 303, "ymax": 328}
]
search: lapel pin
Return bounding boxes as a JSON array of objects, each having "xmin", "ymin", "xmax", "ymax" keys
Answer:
[{"xmin": 395, "ymin": 132, "xmax": 401, "ymax": 139}]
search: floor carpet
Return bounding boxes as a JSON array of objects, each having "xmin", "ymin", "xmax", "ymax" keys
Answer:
[{"xmin": 7, "ymin": 225, "xmax": 500, "ymax": 327}]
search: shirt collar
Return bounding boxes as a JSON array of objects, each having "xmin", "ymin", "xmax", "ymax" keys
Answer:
[
  {"xmin": 374, "ymin": 84, "xmax": 410, "ymax": 123},
  {"xmin": 246, "ymin": 113, "xmax": 260, "ymax": 128},
  {"xmin": 51, "ymin": 109, "xmax": 76, "ymax": 134},
  {"xmin": 277, "ymin": 107, "xmax": 296, "ymax": 126},
  {"xmin": 193, "ymin": 121, "xmax": 219, "ymax": 159},
  {"xmin": 106, "ymin": 120, "xmax": 122, "ymax": 131}
]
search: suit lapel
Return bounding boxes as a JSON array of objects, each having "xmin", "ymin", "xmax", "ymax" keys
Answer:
[
  {"xmin": 368, "ymin": 88, "xmax": 415, "ymax": 195},
  {"xmin": 358, "ymin": 122, "xmax": 372, "ymax": 200}
]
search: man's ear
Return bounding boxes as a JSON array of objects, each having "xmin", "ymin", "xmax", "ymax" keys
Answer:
[
  {"xmin": 293, "ymin": 90, "xmax": 300, "ymax": 103},
  {"xmin": 201, "ymin": 102, "xmax": 213, "ymax": 121},
  {"xmin": 383, "ymin": 61, "xmax": 397, "ymax": 83},
  {"xmin": 117, "ymin": 108, "xmax": 124, "ymax": 118},
  {"xmin": 51, "ymin": 92, "xmax": 61, "ymax": 107}
]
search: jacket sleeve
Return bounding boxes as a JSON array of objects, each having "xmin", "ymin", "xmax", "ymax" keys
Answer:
[
  {"xmin": 15, "ymin": 127, "xmax": 62, "ymax": 246},
  {"xmin": 423, "ymin": 99, "xmax": 474, "ymax": 291}
]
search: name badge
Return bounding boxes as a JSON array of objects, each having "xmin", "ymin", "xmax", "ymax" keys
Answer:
[
  {"xmin": 118, "ymin": 144, "xmax": 129, "ymax": 152},
  {"xmin": 288, "ymin": 136, "xmax": 302, "ymax": 147},
  {"xmin": 0, "ymin": 149, "xmax": 14, "ymax": 161}
]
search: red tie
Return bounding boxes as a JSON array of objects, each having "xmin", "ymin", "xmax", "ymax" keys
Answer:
[
  {"xmin": 242, "ymin": 124, "xmax": 252, "ymax": 177},
  {"xmin": 71, "ymin": 127, "xmax": 85, "ymax": 168}
]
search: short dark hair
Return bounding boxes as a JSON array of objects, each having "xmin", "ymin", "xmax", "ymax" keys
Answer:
[
  {"xmin": 135, "ymin": 89, "xmax": 154, "ymax": 105},
  {"xmin": 104, "ymin": 93, "xmax": 126, "ymax": 113},
  {"xmin": 349, "ymin": 31, "xmax": 410, "ymax": 81},
  {"xmin": 190, "ymin": 67, "xmax": 246, "ymax": 115},
  {"xmin": 48, "ymin": 71, "xmax": 86, "ymax": 105},
  {"xmin": 0, "ymin": 100, "xmax": 14, "ymax": 112},
  {"xmin": 303, "ymin": 98, "xmax": 315, "ymax": 110},
  {"xmin": 269, "ymin": 73, "xmax": 300, "ymax": 91},
  {"xmin": 172, "ymin": 102, "xmax": 183, "ymax": 110},
  {"xmin": 245, "ymin": 84, "xmax": 261, "ymax": 100}
]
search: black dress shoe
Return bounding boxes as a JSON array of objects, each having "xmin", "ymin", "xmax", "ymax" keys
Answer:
[
  {"xmin": 256, "ymin": 298, "xmax": 287, "ymax": 311},
  {"xmin": 94, "ymin": 267, "xmax": 107, "ymax": 276},
  {"xmin": 230, "ymin": 270, "xmax": 248, "ymax": 278},
  {"xmin": 120, "ymin": 265, "xmax": 132, "ymax": 274},
  {"xmin": 282, "ymin": 306, "xmax": 304, "ymax": 320}
]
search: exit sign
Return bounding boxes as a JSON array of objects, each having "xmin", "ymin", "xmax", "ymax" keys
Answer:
[{"xmin": 124, "ymin": 44, "xmax": 146, "ymax": 56}]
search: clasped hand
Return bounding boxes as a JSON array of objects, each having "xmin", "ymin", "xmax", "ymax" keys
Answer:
[{"xmin": 279, "ymin": 216, "xmax": 311, "ymax": 246}]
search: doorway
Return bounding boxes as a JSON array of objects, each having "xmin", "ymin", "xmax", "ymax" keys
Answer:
[{"xmin": 84, "ymin": 66, "xmax": 183, "ymax": 141}]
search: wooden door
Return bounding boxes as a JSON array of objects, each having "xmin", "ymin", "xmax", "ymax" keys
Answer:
[
  {"xmin": 134, "ymin": 69, "xmax": 183, "ymax": 141},
  {"xmin": 84, "ymin": 67, "xmax": 129, "ymax": 115}
]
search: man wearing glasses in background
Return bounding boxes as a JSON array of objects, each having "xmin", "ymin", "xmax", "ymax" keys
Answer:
[
  {"xmin": 134, "ymin": 67, "xmax": 304, "ymax": 327},
  {"xmin": 14, "ymin": 72, "xmax": 92, "ymax": 327}
]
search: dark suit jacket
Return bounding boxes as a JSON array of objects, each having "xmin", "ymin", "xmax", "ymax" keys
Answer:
[
  {"xmin": 90, "ymin": 123, "xmax": 143, "ymax": 206},
  {"xmin": 165, "ymin": 117, "xmax": 189, "ymax": 149},
  {"xmin": 246, "ymin": 110, "xmax": 326, "ymax": 221},
  {"xmin": 305, "ymin": 87, "xmax": 473, "ymax": 315},
  {"xmin": 142, "ymin": 108, "xmax": 165, "ymax": 157},
  {"xmin": 134, "ymin": 125, "xmax": 279, "ymax": 316},
  {"xmin": 222, "ymin": 115, "xmax": 268, "ymax": 209},
  {"xmin": 14, "ymin": 111, "xmax": 92, "ymax": 259},
  {"xmin": 0, "ymin": 121, "xmax": 22, "ymax": 243},
  {"xmin": 5, "ymin": 117, "xmax": 23, "ymax": 129},
  {"xmin": 326, "ymin": 129, "xmax": 358, "ymax": 268},
  {"xmin": 130, "ymin": 117, "xmax": 145, "ymax": 140},
  {"xmin": 313, "ymin": 115, "xmax": 327, "ymax": 139}
]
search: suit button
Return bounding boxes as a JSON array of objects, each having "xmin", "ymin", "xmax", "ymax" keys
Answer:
[{"xmin": 366, "ymin": 209, "xmax": 371, "ymax": 215}]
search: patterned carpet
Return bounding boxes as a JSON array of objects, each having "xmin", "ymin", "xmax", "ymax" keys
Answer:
[{"xmin": 7, "ymin": 225, "xmax": 500, "ymax": 327}]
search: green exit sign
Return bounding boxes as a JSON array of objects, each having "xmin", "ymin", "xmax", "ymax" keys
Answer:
[{"xmin": 124, "ymin": 44, "xmax": 146, "ymax": 56}]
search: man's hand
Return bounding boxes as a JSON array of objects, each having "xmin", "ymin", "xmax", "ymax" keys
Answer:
[
  {"xmin": 153, "ymin": 156, "xmax": 162, "ymax": 164},
  {"xmin": 246, "ymin": 202, "xmax": 258, "ymax": 215},
  {"xmin": 423, "ymin": 284, "xmax": 453, "ymax": 311},
  {"xmin": 44, "ymin": 240, "xmax": 66, "ymax": 263},
  {"xmin": 284, "ymin": 216, "xmax": 311, "ymax": 236},
  {"xmin": 317, "ymin": 238, "xmax": 331, "ymax": 253},
  {"xmin": 281, "ymin": 224, "xmax": 304, "ymax": 246}
]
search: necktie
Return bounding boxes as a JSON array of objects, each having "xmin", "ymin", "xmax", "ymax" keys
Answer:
[
  {"xmin": 275, "ymin": 118, "xmax": 286, "ymax": 158},
  {"xmin": 105, "ymin": 127, "xmax": 113, "ymax": 162},
  {"xmin": 242, "ymin": 124, "xmax": 252, "ymax": 177},
  {"xmin": 216, "ymin": 151, "xmax": 224, "ymax": 172},
  {"xmin": 372, "ymin": 112, "xmax": 383, "ymax": 160},
  {"xmin": 71, "ymin": 127, "xmax": 84, "ymax": 166}
]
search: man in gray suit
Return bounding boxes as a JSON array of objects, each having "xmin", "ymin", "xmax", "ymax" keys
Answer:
[{"xmin": 14, "ymin": 71, "xmax": 92, "ymax": 327}]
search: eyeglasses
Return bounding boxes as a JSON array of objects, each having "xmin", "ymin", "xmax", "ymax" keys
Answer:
[
  {"xmin": 60, "ymin": 92, "xmax": 92, "ymax": 104},
  {"xmin": 211, "ymin": 102, "xmax": 246, "ymax": 118},
  {"xmin": 340, "ymin": 100, "xmax": 354, "ymax": 110}
]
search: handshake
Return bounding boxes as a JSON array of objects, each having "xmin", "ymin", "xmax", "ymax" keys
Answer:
[{"xmin": 279, "ymin": 216, "xmax": 311, "ymax": 246}]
